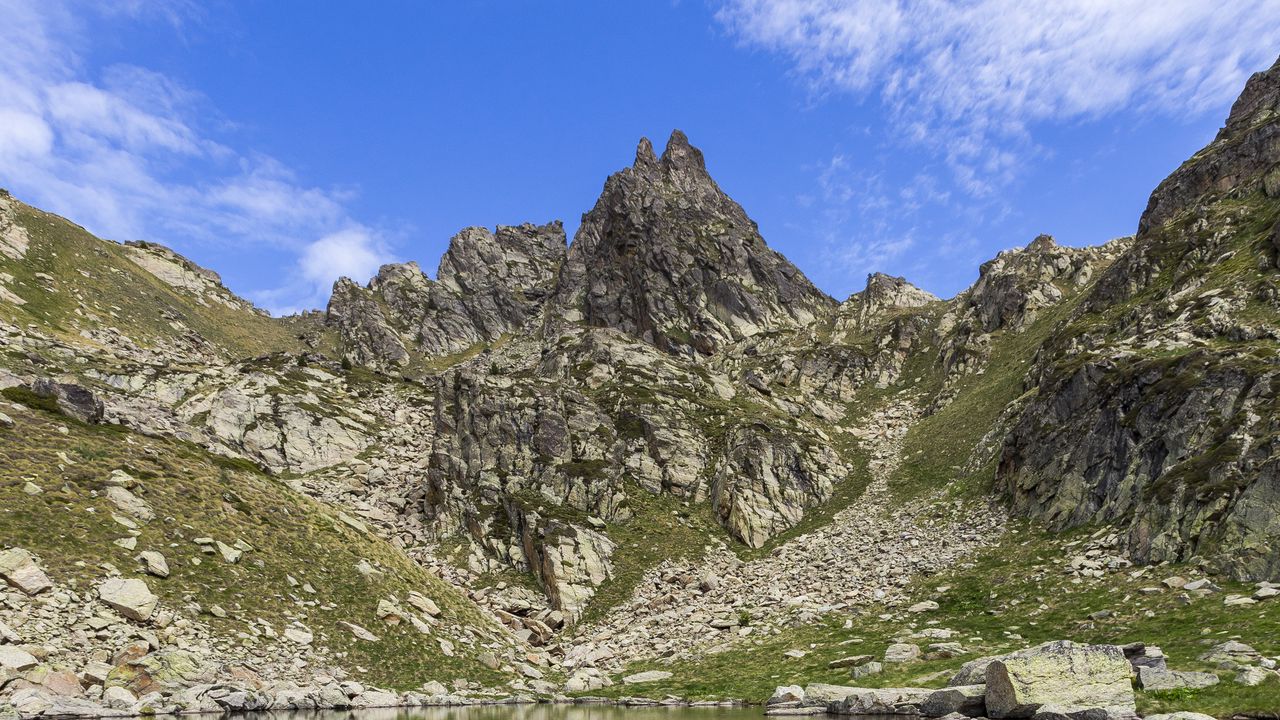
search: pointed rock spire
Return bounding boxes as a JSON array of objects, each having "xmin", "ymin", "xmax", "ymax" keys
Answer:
[
  {"xmin": 635, "ymin": 137, "xmax": 658, "ymax": 168},
  {"xmin": 551, "ymin": 131, "xmax": 834, "ymax": 355},
  {"xmin": 659, "ymin": 129, "xmax": 707, "ymax": 175}
]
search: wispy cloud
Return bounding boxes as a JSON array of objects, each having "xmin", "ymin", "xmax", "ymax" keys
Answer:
[
  {"xmin": 717, "ymin": 0, "xmax": 1280, "ymax": 295},
  {"xmin": 0, "ymin": 0, "xmax": 391, "ymax": 314},
  {"xmin": 717, "ymin": 0, "xmax": 1280, "ymax": 193}
]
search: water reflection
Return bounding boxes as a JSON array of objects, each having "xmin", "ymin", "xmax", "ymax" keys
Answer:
[
  {"xmin": 228, "ymin": 705, "xmax": 906, "ymax": 720},
  {"xmin": 237, "ymin": 706, "xmax": 766, "ymax": 720}
]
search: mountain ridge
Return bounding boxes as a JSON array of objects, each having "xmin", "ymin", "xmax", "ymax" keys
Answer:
[{"xmin": 0, "ymin": 58, "xmax": 1279, "ymax": 717}]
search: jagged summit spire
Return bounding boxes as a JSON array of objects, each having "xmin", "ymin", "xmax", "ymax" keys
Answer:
[
  {"xmin": 635, "ymin": 136, "xmax": 658, "ymax": 167},
  {"xmin": 630, "ymin": 130, "xmax": 709, "ymax": 178},
  {"xmin": 659, "ymin": 129, "xmax": 706, "ymax": 174},
  {"xmin": 551, "ymin": 129, "xmax": 834, "ymax": 355},
  {"xmin": 1027, "ymin": 234, "xmax": 1057, "ymax": 252},
  {"xmin": 1222, "ymin": 54, "xmax": 1280, "ymax": 139}
]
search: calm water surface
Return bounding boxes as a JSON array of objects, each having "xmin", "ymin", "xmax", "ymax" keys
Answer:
[{"xmin": 231, "ymin": 706, "xmax": 899, "ymax": 720}]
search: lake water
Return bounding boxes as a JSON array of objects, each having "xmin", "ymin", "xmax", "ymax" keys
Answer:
[
  {"xmin": 233, "ymin": 705, "xmax": 900, "ymax": 720},
  {"xmin": 241, "ymin": 707, "xmax": 767, "ymax": 720}
]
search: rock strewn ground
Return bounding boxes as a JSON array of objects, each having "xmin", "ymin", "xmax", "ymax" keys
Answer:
[{"xmin": 561, "ymin": 400, "xmax": 1006, "ymax": 678}]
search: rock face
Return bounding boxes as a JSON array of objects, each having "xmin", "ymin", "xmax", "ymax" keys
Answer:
[
  {"xmin": 123, "ymin": 242, "xmax": 259, "ymax": 313},
  {"xmin": 1139, "ymin": 56, "xmax": 1280, "ymax": 234},
  {"xmin": 835, "ymin": 273, "xmax": 939, "ymax": 332},
  {"xmin": 998, "ymin": 350, "xmax": 1280, "ymax": 580},
  {"xmin": 937, "ymin": 235, "xmax": 1129, "ymax": 378},
  {"xmin": 983, "ymin": 641, "xmax": 1135, "ymax": 718},
  {"xmin": 31, "ymin": 379, "xmax": 104, "ymax": 424},
  {"xmin": 550, "ymin": 131, "xmax": 834, "ymax": 355},
  {"xmin": 996, "ymin": 56, "xmax": 1280, "ymax": 582},
  {"xmin": 328, "ymin": 222, "xmax": 566, "ymax": 369},
  {"xmin": 709, "ymin": 423, "xmax": 846, "ymax": 548}
]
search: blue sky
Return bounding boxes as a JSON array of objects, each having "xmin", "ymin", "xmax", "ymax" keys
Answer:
[{"xmin": 2, "ymin": 1, "xmax": 1280, "ymax": 314}]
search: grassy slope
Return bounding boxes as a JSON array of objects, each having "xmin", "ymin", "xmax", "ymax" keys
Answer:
[
  {"xmin": 0, "ymin": 391, "xmax": 511, "ymax": 691},
  {"xmin": 0, "ymin": 196, "xmax": 317, "ymax": 359},
  {"xmin": 591, "ymin": 521, "xmax": 1279, "ymax": 717}
]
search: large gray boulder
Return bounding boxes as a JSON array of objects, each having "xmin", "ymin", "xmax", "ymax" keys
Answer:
[
  {"xmin": 98, "ymin": 577, "xmax": 159, "ymax": 621},
  {"xmin": 800, "ymin": 684, "xmax": 863, "ymax": 707},
  {"xmin": 31, "ymin": 379, "xmax": 104, "ymax": 423},
  {"xmin": 921, "ymin": 684, "xmax": 987, "ymax": 717},
  {"xmin": 827, "ymin": 687, "xmax": 933, "ymax": 715},
  {"xmin": 0, "ymin": 547, "xmax": 53, "ymax": 595},
  {"xmin": 984, "ymin": 641, "xmax": 1136, "ymax": 719},
  {"xmin": 1135, "ymin": 666, "xmax": 1219, "ymax": 692},
  {"xmin": 950, "ymin": 655, "xmax": 1000, "ymax": 686}
]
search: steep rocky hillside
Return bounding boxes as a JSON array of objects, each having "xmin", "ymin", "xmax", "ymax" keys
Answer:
[{"xmin": 1, "ymin": 61, "xmax": 1279, "ymax": 719}]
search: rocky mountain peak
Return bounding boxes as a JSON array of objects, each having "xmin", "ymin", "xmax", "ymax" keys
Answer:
[
  {"xmin": 634, "ymin": 136, "xmax": 659, "ymax": 167},
  {"xmin": 1221, "ymin": 55, "xmax": 1280, "ymax": 140},
  {"xmin": 1139, "ymin": 57, "xmax": 1280, "ymax": 234},
  {"xmin": 834, "ymin": 272, "xmax": 939, "ymax": 332},
  {"xmin": 938, "ymin": 233, "xmax": 1128, "ymax": 370},
  {"xmin": 551, "ymin": 131, "xmax": 834, "ymax": 355},
  {"xmin": 327, "ymin": 221, "xmax": 566, "ymax": 368},
  {"xmin": 860, "ymin": 272, "xmax": 939, "ymax": 308},
  {"xmin": 658, "ymin": 128, "xmax": 707, "ymax": 176}
]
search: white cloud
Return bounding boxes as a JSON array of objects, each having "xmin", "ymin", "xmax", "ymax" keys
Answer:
[
  {"xmin": 0, "ymin": 0, "xmax": 391, "ymax": 314},
  {"xmin": 717, "ymin": 0, "xmax": 1280, "ymax": 192},
  {"xmin": 301, "ymin": 229, "xmax": 388, "ymax": 285}
]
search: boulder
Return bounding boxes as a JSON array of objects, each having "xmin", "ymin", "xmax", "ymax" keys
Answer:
[
  {"xmin": 950, "ymin": 655, "xmax": 999, "ymax": 686},
  {"xmin": 1135, "ymin": 666, "xmax": 1219, "ymax": 691},
  {"xmin": 106, "ymin": 650, "xmax": 208, "ymax": 696},
  {"xmin": 802, "ymin": 684, "xmax": 864, "ymax": 706},
  {"xmin": 31, "ymin": 379, "xmax": 104, "ymax": 424},
  {"xmin": 983, "ymin": 641, "xmax": 1135, "ymax": 719},
  {"xmin": 884, "ymin": 643, "xmax": 922, "ymax": 663},
  {"xmin": 1144, "ymin": 714, "xmax": 1218, "ymax": 720},
  {"xmin": 0, "ymin": 548, "xmax": 53, "ymax": 595},
  {"xmin": 105, "ymin": 487, "xmax": 154, "ymax": 522},
  {"xmin": 1235, "ymin": 666, "xmax": 1272, "ymax": 686},
  {"xmin": 828, "ymin": 654, "xmax": 873, "ymax": 669},
  {"xmin": 921, "ymin": 684, "xmax": 987, "ymax": 717},
  {"xmin": 768, "ymin": 685, "xmax": 805, "ymax": 705},
  {"xmin": 97, "ymin": 577, "xmax": 159, "ymax": 621},
  {"xmin": 1199, "ymin": 640, "xmax": 1259, "ymax": 665},
  {"xmin": 102, "ymin": 686, "xmax": 137, "ymax": 710},
  {"xmin": 351, "ymin": 690, "xmax": 401, "ymax": 708},
  {"xmin": 851, "ymin": 661, "xmax": 883, "ymax": 679},
  {"xmin": 0, "ymin": 646, "xmax": 38, "ymax": 671},
  {"xmin": 10, "ymin": 687, "xmax": 128, "ymax": 718},
  {"xmin": 136, "ymin": 551, "xmax": 169, "ymax": 578},
  {"xmin": 828, "ymin": 687, "xmax": 933, "ymax": 715}
]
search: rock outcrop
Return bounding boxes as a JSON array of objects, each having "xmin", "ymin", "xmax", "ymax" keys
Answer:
[
  {"xmin": 550, "ymin": 131, "xmax": 835, "ymax": 355},
  {"xmin": 328, "ymin": 222, "xmax": 565, "ymax": 369},
  {"xmin": 1139, "ymin": 56, "xmax": 1280, "ymax": 235},
  {"xmin": 997, "ymin": 58, "xmax": 1280, "ymax": 582}
]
